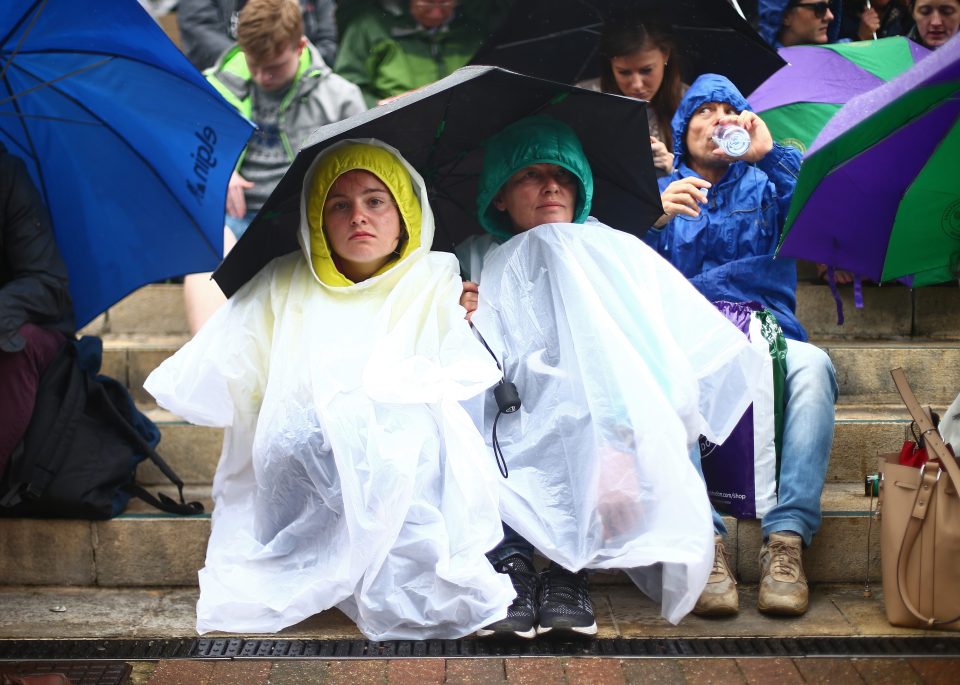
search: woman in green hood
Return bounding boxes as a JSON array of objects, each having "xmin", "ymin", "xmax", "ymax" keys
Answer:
[
  {"xmin": 457, "ymin": 116, "xmax": 767, "ymax": 638},
  {"xmin": 146, "ymin": 140, "xmax": 515, "ymax": 641}
]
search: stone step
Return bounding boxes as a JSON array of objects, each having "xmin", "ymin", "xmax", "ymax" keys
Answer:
[
  {"xmin": 101, "ymin": 335, "xmax": 187, "ymax": 405},
  {"xmin": 0, "ymin": 483, "xmax": 881, "ymax": 588},
  {"xmin": 819, "ymin": 341, "xmax": 960, "ymax": 405},
  {"xmin": 110, "ymin": 337, "xmax": 960, "ymax": 406},
  {"xmin": 83, "ymin": 282, "xmax": 960, "ymax": 341},
  {"xmin": 0, "ymin": 583, "xmax": 926, "ymax": 641},
  {"xmin": 139, "ymin": 405, "xmax": 921, "ymax": 486},
  {"xmin": 81, "ymin": 285, "xmax": 188, "ymax": 337},
  {"xmin": 797, "ymin": 282, "xmax": 960, "ymax": 341}
]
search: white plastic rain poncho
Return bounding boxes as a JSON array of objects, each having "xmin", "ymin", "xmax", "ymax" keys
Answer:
[
  {"xmin": 466, "ymin": 221, "xmax": 766, "ymax": 624},
  {"xmin": 144, "ymin": 140, "xmax": 514, "ymax": 639}
]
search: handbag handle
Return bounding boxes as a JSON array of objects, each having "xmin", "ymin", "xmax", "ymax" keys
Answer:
[{"xmin": 890, "ymin": 367, "xmax": 960, "ymax": 626}]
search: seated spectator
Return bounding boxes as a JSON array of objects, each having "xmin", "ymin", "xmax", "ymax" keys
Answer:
[
  {"xmin": 758, "ymin": 0, "xmax": 844, "ymax": 46},
  {"xmin": 840, "ymin": 0, "xmax": 912, "ymax": 41},
  {"xmin": 646, "ymin": 74, "xmax": 838, "ymax": 617},
  {"xmin": 177, "ymin": 0, "xmax": 338, "ymax": 71},
  {"xmin": 459, "ymin": 116, "xmax": 767, "ymax": 638},
  {"xmin": 209, "ymin": 0, "xmax": 365, "ymax": 240},
  {"xmin": 0, "ymin": 144, "xmax": 74, "ymax": 479},
  {"xmin": 334, "ymin": 0, "xmax": 489, "ymax": 107},
  {"xmin": 145, "ymin": 140, "xmax": 514, "ymax": 639},
  {"xmin": 907, "ymin": 0, "xmax": 959, "ymax": 47},
  {"xmin": 599, "ymin": 12, "xmax": 687, "ymax": 176},
  {"xmin": 184, "ymin": 0, "xmax": 365, "ymax": 334}
]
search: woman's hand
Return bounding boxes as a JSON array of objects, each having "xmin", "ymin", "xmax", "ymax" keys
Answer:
[
  {"xmin": 596, "ymin": 445, "xmax": 643, "ymax": 542},
  {"xmin": 858, "ymin": 6, "xmax": 881, "ymax": 40},
  {"xmin": 650, "ymin": 136, "xmax": 674, "ymax": 174},
  {"xmin": 460, "ymin": 280, "xmax": 479, "ymax": 322},
  {"xmin": 816, "ymin": 263, "xmax": 856, "ymax": 285}
]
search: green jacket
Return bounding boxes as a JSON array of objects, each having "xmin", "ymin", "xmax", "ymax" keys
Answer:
[
  {"xmin": 206, "ymin": 42, "xmax": 366, "ymax": 166},
  {"xmin": 334, "ymin": 6, "xmax": 486, "ymax": 108}
]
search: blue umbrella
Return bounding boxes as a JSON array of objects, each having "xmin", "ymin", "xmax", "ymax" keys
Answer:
[{"xmin": 1, "ymin": 0, "xmax": 253, "ymax": 326}]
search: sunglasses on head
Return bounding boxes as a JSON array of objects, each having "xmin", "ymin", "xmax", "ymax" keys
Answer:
[{"xmin": 790, "ymin": 1, "xmax": 831, "ymax": 18}]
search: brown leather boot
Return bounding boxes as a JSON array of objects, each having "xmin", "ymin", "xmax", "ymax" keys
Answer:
[
  {"xmin": 692, "ymin": 534, "xmax": 739, "ymax": 616},
  {"xmin": 758, "ymin": 531, "xmax": 808, "ymax": 616}
]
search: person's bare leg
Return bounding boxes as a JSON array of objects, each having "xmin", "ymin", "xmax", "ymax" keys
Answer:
[{"xmin": 183, "ymin": 226, "xmax": 236, "ymax": 336}]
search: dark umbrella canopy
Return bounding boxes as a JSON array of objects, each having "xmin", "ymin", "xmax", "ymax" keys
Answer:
[
  {"xmin": 214, "ymin": 65, "xmax": 663, "ymax": 298},
  {"xmin": 469, "ymin": 0, "xmax": 785, "ymax": 96},
  {"xmin": 0, "ymin": 0, "xmax": 253, "ymax": 326}
]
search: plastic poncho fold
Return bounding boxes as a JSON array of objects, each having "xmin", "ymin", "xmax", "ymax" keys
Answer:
[
  {"xmin": 467, "ymin": 222, "xmax": 767, "ymax": 624},
  {"xmin": 144, "ymin": 139, "xmax": 514, "ymax": 639}
]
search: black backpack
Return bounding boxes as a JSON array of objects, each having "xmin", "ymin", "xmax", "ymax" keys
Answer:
[{"xmin": 0, "ymin": 336, "xmax": 203, "ymax": 519}]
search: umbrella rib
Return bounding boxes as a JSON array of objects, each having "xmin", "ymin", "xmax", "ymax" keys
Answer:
[
  {"xmin": 0, "ymin": 71, "xmax": 54, "ymax": 220},
  {"xmin": 0, "ymin": 127, "xmax": 32, "ymax": 159},
  {"xmin": 672, "ymin": 25, "xmax": 739, "ymax": 33},
  {"xmin": 6, "ymin": 62, "xmax": 220, "ymax": 258},
  {"xmin": 0, "ymin": 57, "xmax": 112, "ymax": 107},
  {"xmin": 573, "ymin": 44, "xmax": 600, "ymax": 83},
  {"xmin": 491, "ymin": 23, "xmax": 603, "ymax": 50},
  {"xmin": 0, "ymin": 0, "xmax": 48, "ymax": 82},
  {"xmin": 0, "ymin": 111, "xmax": 103, "ymax": 126},
  {"xmin": 4, "ymin": 47, "xmax": 238, "ymax": 114}
]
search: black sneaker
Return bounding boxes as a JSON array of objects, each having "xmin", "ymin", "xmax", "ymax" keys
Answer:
[
  {"xmin": 536, "ymin": 563, "xmax": 597, "ymax": 636},
  {"xmin": 476, "ymin": 554, "xmax": 539, "ymax": 639}
]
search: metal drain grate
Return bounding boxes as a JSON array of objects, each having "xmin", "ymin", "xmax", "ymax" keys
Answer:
[
  {"xmin": 0, "ymin": 640, "xmax": 195, "ymax": 661},
  {"xmin": 2, "ymin": 636, "xmax": 959, "ymax": 661},
  {"xmin": 0, "ymin": 661, "xmax": 131, "ymax": 684}
]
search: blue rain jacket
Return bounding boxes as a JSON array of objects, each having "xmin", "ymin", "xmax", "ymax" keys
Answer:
[
  {"xmin": 757, "ymin": 0, "xmax": 844, "ymax": 48},
  {"xmin": 643, "ymin": 74, "xmax": 807, "ymax": 342}
]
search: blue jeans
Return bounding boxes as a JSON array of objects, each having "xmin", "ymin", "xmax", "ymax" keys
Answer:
[
  {"xmin": 690, "ymin": 339, "xmax": 838, "ymax": 547},
  {"xmin": 487, "ymin": 523, "xmax": 535, "ymax": 566},
  {"xmin": 225, "ymin": 211, "xmax": 256, "ymax": 240}
]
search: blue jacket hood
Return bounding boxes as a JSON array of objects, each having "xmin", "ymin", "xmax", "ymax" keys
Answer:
[
  {"xmin": 670, "ymin": 74, "xmax": 752, "ymax": 167},
  {"xmin": 757, "ymin": 0, "xmax": 843, "ymax": 48}
]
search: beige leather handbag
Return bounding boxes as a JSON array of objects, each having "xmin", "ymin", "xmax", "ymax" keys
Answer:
[{"xmin": 878, "ymin": 368, "xmax": 960, "ymax": 630}]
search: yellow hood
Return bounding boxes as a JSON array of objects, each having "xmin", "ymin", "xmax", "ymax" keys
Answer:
[{"xmin": 300, "ymin": 139, "xmax": 435, "ymax": 289}]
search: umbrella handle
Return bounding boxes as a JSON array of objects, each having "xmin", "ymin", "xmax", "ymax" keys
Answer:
[{"xmin": 865, "ymin": 0, "xmax": 878, "ymax": 40}]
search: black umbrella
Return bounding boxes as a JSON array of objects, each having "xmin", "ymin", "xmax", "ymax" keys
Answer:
[
  {"xmin": 470, "ymin": 0, "xmax": 785, "ymax": 96},
  {"xmin": 213, "ymin": 65, "xmax": 662, "ymax": 298}
]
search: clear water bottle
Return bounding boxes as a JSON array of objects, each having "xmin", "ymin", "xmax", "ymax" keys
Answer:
[{"xmin": 712, "ymin": 124, "xmax": 751, "ymax": 157}]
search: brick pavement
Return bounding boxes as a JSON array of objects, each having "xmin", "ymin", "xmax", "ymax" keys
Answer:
[{"xmin": 137, "ymin": 658, "xmax": 960, "ymax": 684}]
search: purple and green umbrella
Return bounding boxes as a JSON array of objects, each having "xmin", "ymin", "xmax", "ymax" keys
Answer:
[
  {"xmin": 777, "ymin": 36, "xmax": 960, "ymax": 286},
  {"xmin": 748, "ymin": 37, "xmax": 928, "ymax": 153}
]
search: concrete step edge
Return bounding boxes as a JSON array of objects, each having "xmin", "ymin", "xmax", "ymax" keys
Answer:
[{"xmin": 0, "ymin": 483, "xmax": 883, "ymax": 587}]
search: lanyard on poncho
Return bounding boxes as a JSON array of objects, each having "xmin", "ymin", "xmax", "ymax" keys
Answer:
[{"xmin": 471, "ymin": 324, "xmax": 520, "ymax": 479}]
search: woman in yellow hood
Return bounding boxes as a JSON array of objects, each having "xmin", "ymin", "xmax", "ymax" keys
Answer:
[
  {"xmin": 304, "ymin": 140, "xmax": 424, "ymax": 286},
  {"xmin": 145, "ymin": 140, "xmax": 514, "ymax": 640}
]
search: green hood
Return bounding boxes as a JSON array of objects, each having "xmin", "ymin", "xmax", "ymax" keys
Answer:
[{"xmin": 476, "ymin": 116, "xmax": 594, "ymax": 242}]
